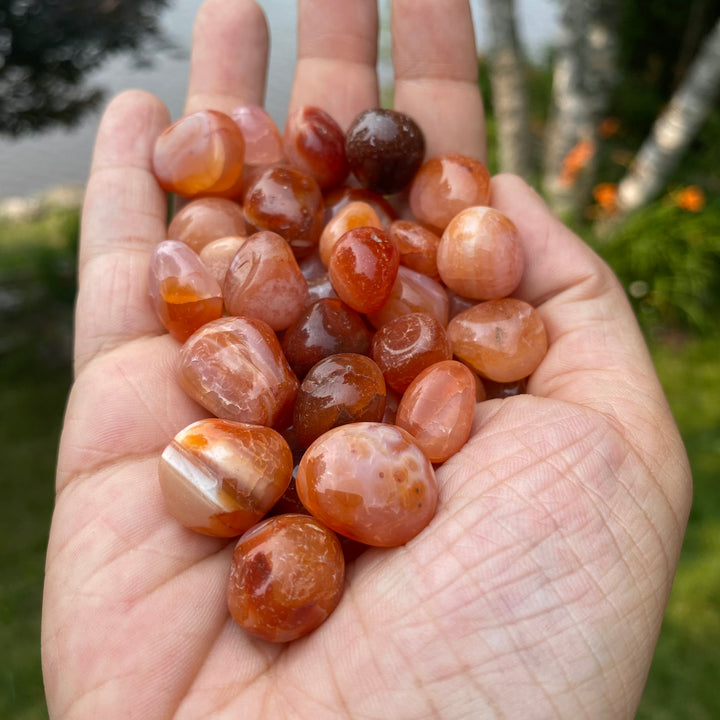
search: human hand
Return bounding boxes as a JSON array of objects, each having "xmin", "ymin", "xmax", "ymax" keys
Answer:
[{"xmin": 42, "ymin": 1, "xmax": 691, "ymax": 718}]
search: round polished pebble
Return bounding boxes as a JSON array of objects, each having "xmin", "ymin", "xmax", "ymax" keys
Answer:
[
  {"xmin": 447, "ymin": 298, "xmax": 547, "ymax": 383},
  {"xmin": 281, "ymin": 298, "xmax": 372, "ymax": 378},
  {"xmin": 409, "ymin": 153, "xmax": 491, "ymax": 233},
  {"xmin": 230, "ymin": 104, "xmax": 285, "ymax": 167},
  {"xmin": 293, "ymin": 353, "xmax": 386, "ymax": 448},
  {"xmin": 438, "ymin": 206, "xmax": 525, "ymax": 300},
  {"xmin": 178, "ymin": 316, "xmax": 299, "ymax": 427},
  {"xmin": 198, "ymin": 236, "xmax": 246, "ymax": 287},
  {"xmin": 227, "ymin": 514, "xmax": 345, "ymax": 642},
  {"xmin": 296, "ymin": 422, "xmax": 438, "ymax": 547},
  {"xmin": 370, "ymin": 312, "xmax": 452, "ymax": 393},
  {"xmin": 327, "ymin": 226, "xmax": 399, "ymax": 313},
  {"xmin": 323, "ymin": 186, "xmax": 397, "ymax": 227},
  {"xmin": 318, "ymin": 200, "xmax": 382, "ymax": 266},
  {"xmin": 395, "ymin": 360, "xmax": 476, "ymax": 463},
  {"xmin": 388, "ymin": 220, "xmax": 441, "ymax": 278},
  {"xmin": 158, "ymin": 419, "xmax": 293, "ymax": 537},
  {"xmin": 284, "ymin": 106, "xmax": 349, "ymax": 190},
  {"xmin": 223, "ymin": 231, "xmax": 308, "ymax": 331},
  {"xmin": 243, "ymin": 164, "xmax": 324, "ymax": 258},
  {"xmin": 148, "ymin": 240, "xmax": 223, "ymax": 342},
  {"xmin": 168, "ymin": 197, "xmax": 247, "ymax": 253},
  {"xmin": 345, "ymin": 108, "xmax": 425, "ymax": 195},
  {"xmin": 152, "ymin": 110, "xmax": 245, "ymax": 197}
]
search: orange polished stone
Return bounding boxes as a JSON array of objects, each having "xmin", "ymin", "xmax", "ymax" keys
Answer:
[
  {"xmin": 158, "ymin": 418, "xmax": 293, "ymax": 537},
  {"xmin": 409, "ymin": 153, "xmax": 491, "ymax": 233},
  {"xmin": 227, "ymin": 513, "xmax": 345, "ymax": 642},
  {"xmin": 167, "ymin": 197, "xmax": 247, "ymax": 253},
  {"xmin": 230, "ymin": 104, "xmax": 285, "ymax": 166},
  {"xmin": 370, "ymin": 312, "xmax": 452, "ymax": 393},
  {"xmin": 437, "ymin": 206, "xmax": 524, "ymax": 300},
  {"xmin": 148, "ymin": 240, "xmax": 223, "ymax": 342},
  {"xmin": 152, "ymin": 110, "xmax": 245, "ymax": 198},
  {"xmin": 447, "ymin": 298, "xmax": 547, "ymax": 383},
  {"xmin": 323, "ymin": 185, "xmax": 397, "ymax": 227},
  {"xmin": 395, "ymin": 360, "xmax": 476, "ymax": 463},
  {"xmin": 388, "ymin": 220, "xmax": 441, "ymax": 278},
  {"xmin": 296, "ymin": 422, "xmax": 438, "ymax": 547},
  {"xmin": 178, "ymin": 316, "xmax": 299, "ymax": 427},
  {"xmin": 327, "ymin": 226, "xmax": 399, "ymax": 313},
  {"xmin": 198, "ymin": 236, "xmax": 246, "ymax": 286},
  {"xmin": 293, "ymin": 353, "xmax": 386, "ymax": 448},
  {"xmin": 223, "ymin": 231, "xmax": 308, "ymax": 331},
  {"xmin": 318, "ymin": 201, "xmax": 382, "ymax": 266}
]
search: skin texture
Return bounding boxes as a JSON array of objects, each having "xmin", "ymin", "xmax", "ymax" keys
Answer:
[{"xmin": 42, "ymin": 1, "xmax": 692, "ymax": 718}]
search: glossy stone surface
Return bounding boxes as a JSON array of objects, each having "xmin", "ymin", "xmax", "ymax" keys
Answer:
[
  {"xmin": 178, "ymin": 316, "xmax": 299, "ymax": 427},
  {"xmin": 227, "ymin": 514, "xmax": 344, "ymax": 642},
  {"xmin": 296, "ymin": 423, "xmax": 438, "ymax": 547},
  {"xmin": 284, "ymin": 106, "xmax": 349, "ymax": 190},
  {"xmin": 243, "ymin": 164, "xmax": 324, "ymax": 258},
  {"xmin": 223, "ymin": 231, "xmax": 308, "ymax": 331},
  {"xmin": 148, "ymin": 240, "xmax": 223, "ymax": 342},
  {"xmin": 152, "ymin": 110, "xmax": 245, "ymax": 198},
  {"xmin": 447, "ymin": 299, "xmax": 548, "ymax": 382},
  {"xmin": 366, "ymin": 265, "xmax": 449, "ymax": 330},
  {"xmin": 293, "ymin": 354, "xmax": 386, "ymax": 448},
  {"xmin": 319, "ymin": 200, "xmax": 382, "ymax": 266},
  {"xmin": 370, "ymin": 312, "xmax": 452, "ymax": 393},
  {"xmin": 438, "ymin": 206, "xmax": 524, "ymax": 300},
  {"xmin": 484, "ymin": 377, "xmax": 528, "ymax": 399},
  {"xmin": 158, "ymin": 418, "xmax": 293, "ymax": 537},
  {"xmin": 395, "ymin": 360, "xmax": 476, "ymax": 463},
  {"xmin": 281, "ymin": 298, "xmax": 372, "ymax": 378},
  {"xmin": 230, "ymin": 104, "xmax": 285, "ymax": 166},
  {"xmin": 198, "ymin": 236, "xmax": 246, "ymax": 286},
  {"xmin": 323, "ymin": 186, "xmax": 397, "ymax": 227},
  {"xmin": 409, "ymin": 153, "xmax": 491, "ymax": 232},
  {"xmin": 167, "ymin": 197, "xmax": 247, "ymax": 253},
  {"xmin": 345, "ymin": 108, "xmax": 425, "ymax": 195},
  {"xmin": 327, "ymin": 226, "xmax": 399, "ymax": 313},
  {"xmin": 388, "ymin": 220, "xmax": 441, "ymax": 278}
]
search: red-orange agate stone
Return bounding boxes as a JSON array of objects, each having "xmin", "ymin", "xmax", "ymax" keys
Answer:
[
  {"xmin": 167, "ymin": 197, "xmax": 247, "ymax": 253},
  {"xmin": 158, "ymin": 418, "xmax": 293, "ymax": 537},
  {"xmin": 296, "ymin": 423, "xmax": 438, "ymax": 547},
  {"xmin": 227, "ymin": 514, "xmax": 345, "ymax": 642},
  {"xmin": 447, "ymin": 298, "xmax": 548, "ymax": 383},
  {"xmin": 178, "ymin": 316, "xmax": 299, "ymax": 427},
  {"xmin": 395, "ymin": 360, "xmax": 476, "ymax": 463},
  {"xmin": 318, "ymin": 200, "xmax": 382, "ymax": 266}
]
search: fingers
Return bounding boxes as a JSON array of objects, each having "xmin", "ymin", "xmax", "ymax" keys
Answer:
[
  {"xmin": 185, "ymin": 0, "xmax": 269, "ymax": 115},
  {"xmin": 288, "ymin": 0, "xmax": 379, "ymax": 129},
  {"xmin": 392, "ymin": 0, "xmax": 486, "ymax": 160},
  {"xmin": 75, "ymin": 90, "xmax": 170, "ymax": 374}
]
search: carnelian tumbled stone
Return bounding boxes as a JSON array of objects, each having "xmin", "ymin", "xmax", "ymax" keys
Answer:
[
  {"xmin": 293, "ymin": 354, "xmax": 386, "ymax": 448},
  {"xmin": 148, "ymin": 240, "xmax": 223, "ymax": 342},
  {"xmin": 167, "ymin": 197, "xmax": 247, "ymax": 253},
  {"xmin": 152, "ymin": 110, "xmax": 245, "ymax": 198},
  {"xmin": 447, "ymin": 298, "xmax": 548, "ymax": 382},
  {"xmin": 179, "ymin": 316, "xmax": 299, "ymax": 427},
  {"xmin": 223, "ymin": 231, "xmax": 308, "ymax": 331},
  {"xmin": 230, "ymin": 104, "xmax": 284, "ymax": 167},
  {"xmin": 296, "ymin": 422, "xmax": 438, "ymax": 547},
  {"xmin": 327, "ymin": 226, "xmax": 399, "ymax": 313},
  {"xmin": 395, "ymin": 360, "xmax": 476, "ymax": 463},
  {"xmin": 243, "ymin": 164, "xmax": 324, "ymax": 258},
  {"xmin": 284, "ymin": 106, "xmax": 349, "ymax": 190},
  {"xmin": 323, "ymin": 186, "xmax": 397, "ymax": 227},
  {"xmin": 370, "ymin": 312, "xmax": 452, "ymax": 393},
  {"xmin": 437, "ymin": 206, "xmax": 525, "ymax": 300},
  {"xmin": 198, "ymin": 236, "xmax": 246, "ymax": 286},
  {"xmin": 318, "ymin": 200, "xmax": 382, "ymax": 266},
  {"xmin": 227, "ymin": 514, "xmax": 344, "ymax": 642},
  {"xmin": 409, "ymin": 153, "xmax": 491, "ymax": 233},
  {"xmin": 158, "ymin": 419, "xmax": 293, "ymax": 537},
  {"xmin": 388, "ymin": 220, "xmax": 441, "ymax": 279}
]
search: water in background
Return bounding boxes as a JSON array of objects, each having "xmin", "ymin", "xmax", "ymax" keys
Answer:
[{"xmin": 0, "ymin": 0, "xmax": 558, "ymax": 200}]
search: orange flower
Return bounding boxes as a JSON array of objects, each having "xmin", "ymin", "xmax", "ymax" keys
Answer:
[
  {"xmin": 593, "ymin": 182, "xmax": 618, "ymax": 211},
  {"xmin": 559, "ymin": 139, "xmax": 596, "ymax": 187},
  {"xmin": 597, "ymin": 117, "xmax": 621, "ymax": 139},
  {"xmin": 674, "ymin": 186, "xmax": 705, "ymax": 212}
]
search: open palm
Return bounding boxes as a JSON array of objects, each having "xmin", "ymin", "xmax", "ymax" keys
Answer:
[{"xmin": 42, "ymin": 1, "xmax": 691, "ymax": 718}]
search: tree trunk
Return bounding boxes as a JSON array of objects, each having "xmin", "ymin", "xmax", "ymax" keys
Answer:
[
  {"xmin": 486, "ymin": 0, "xmax": 531, "ymax": 178},
  {"xmin": 542, "ymin": 0, "xmax": 619, "ymax": 217},
  {"xmin": 616, "ymin": 17, "xmax": 720, "ymax": 215}
]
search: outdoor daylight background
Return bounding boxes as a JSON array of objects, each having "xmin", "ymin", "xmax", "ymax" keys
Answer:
[{"xmin": 1, "ymin": 1, "xmax": 718, "ymax": 718}]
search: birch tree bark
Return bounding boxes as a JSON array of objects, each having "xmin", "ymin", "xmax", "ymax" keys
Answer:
[
  {"xmin": 542, "ymin": 0, "xmax": 619, "ymax": 216},
  {"xmin": 617, "ymin": 17, "xmax": 720, "ymax": 215},
  {"xmin": 485, "ymin": 0, "xmax": 531, "ymax": 177}
]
